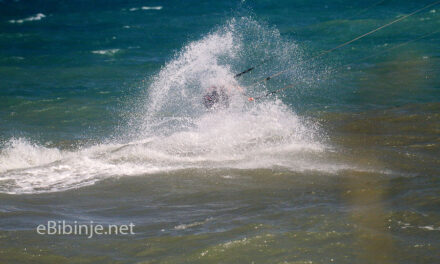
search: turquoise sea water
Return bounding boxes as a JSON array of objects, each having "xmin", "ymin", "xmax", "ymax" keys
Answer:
[{"xmin": 1, "ymin": 0, "xmax": 440, "ymax": 263}]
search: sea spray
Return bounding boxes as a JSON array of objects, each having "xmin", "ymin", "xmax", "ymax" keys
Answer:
[{"xmin": 0, "ymin": 18, "xmax": 326, "ymax": 194}]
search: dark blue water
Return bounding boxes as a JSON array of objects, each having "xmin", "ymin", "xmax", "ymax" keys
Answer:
[{"xmin": 1, "ymin": 0, "xmax": 439, "ymax": 263}]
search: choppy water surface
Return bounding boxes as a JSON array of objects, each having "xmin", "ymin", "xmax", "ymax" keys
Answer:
[{"xmin": 1, "ymin": 0, "xmax": 439, "ymax": 263}]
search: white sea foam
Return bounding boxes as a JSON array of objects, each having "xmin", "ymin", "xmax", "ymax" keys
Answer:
[
  {"xmin": 418, "ymin": 225, "xmax": 440, "ymax": 231},
  {"xmin": 9, "ymin": 13, "xmax": 46, "ymax": 24},
  {"xmin": 92, "ymin": 49, "xmax": 120, "ymax": 56},
  {"xmin": 142, "ymin": 6, "xmax": 162, "ymax": 10},
  {"xmin": 174, "ymin": 217, "xmax": 213, "ymax": 230},
  {"xmin": 129, "ymin": 6, "xmax": 162, "ymax": 12},
  {"xmin": 0, "ymin": 138, "xmax": 62, "ymax": 173},
  {"xmin": 0, "ymin": 101, "xmax": 331, "ymax": 194}
]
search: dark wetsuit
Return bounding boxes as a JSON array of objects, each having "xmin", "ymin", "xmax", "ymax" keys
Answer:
[{"xmin": 203, "ymin": 88, "xmax": 229, "ymax": 109}]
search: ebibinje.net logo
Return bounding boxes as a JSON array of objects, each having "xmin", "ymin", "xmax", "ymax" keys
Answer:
[{"xmin": 36, "ymin": 220, "xmax": 135, "ymax": 239}]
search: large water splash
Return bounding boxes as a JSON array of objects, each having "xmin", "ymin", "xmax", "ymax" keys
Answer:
[
  {"xmin": 129, "ymin": 17, "xmax": 306, "ymax": 136},
  {"xmin": 0, "ymin": 18, "xmax": 328, "ymax": 194}
]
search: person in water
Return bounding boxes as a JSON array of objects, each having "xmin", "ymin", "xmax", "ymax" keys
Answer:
[{"xmin": 203, "ymin": 85, "xmax": 254, "ymax": 109}]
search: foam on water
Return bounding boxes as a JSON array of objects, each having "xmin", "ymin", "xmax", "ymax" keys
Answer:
[
  {"xmin": 0, "ymin": 18, "xmax": 339, "ymax": 194},
  {"xmin": 0, "ymin": 102, "xmax": 327, "ymax": 194},
  {"xmin": 91, "ymin": 49, "xmax": 121, "ymax": 56},
  {"xmin": 8, "ymin": 13, "xmax": 46, "ymax": 24},
  {"xmin": 128, "ymin": 6, "xmax": 163, "ymax": 12}
]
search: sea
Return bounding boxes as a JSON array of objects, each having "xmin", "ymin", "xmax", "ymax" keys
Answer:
[{"xmin": 0, "ymin": 0, "xmax": 439, "ymax": 263}]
